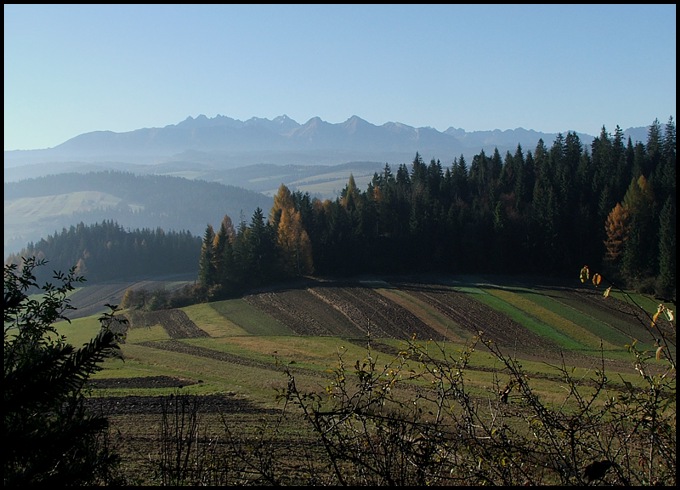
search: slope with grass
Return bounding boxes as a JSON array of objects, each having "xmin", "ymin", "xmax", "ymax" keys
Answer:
[
  {"xmin": 68, "ymin": 272, "xmax": 673, "ymax": 487},
  {"xmin": 76, "ymin": 274, "xmax": 674, "ymax": 404}
]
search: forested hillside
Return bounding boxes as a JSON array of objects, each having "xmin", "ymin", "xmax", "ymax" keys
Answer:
[
  {"xmin": 5, "ymin": 221, "xmax": 201, "ymax": 284},
  {"xmin": 193, "ymin": 118, "xmax": 675, "ymax": 302},
  {"xmin": 3, "ymin": 171, "xmax": 273, "ymax": 257}
]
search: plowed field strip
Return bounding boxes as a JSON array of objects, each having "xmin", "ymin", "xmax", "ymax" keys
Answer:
[
  {"xmin": 558, "ymin": 288, "xmax": 651, "ymax": 332},
  {"xmin": 125, "ymin": 309, "xmax": 208, "ymax": 339},
  {"xmin": 243, "ymin": 289, "xmax": 365, "ymax": 337},
  {"xmin": 244, "ymin": 292, "xmax": 316, "ymax": 334},
  {"xmin": 306, "ymin": 288, "xmax": 371, "ymax": 335},
  {"xmin": 550, "ymin": 289, "xmax": 675, "ymax": 349},
  {"xmin": 84, "ymin": 394, "xmax": 271, "ymax": 415},
  {"xmin": 311, "ymin": 286, "xmax": 444, "ymax": 341},
  {"xmin": 374, "ymin": 288, "xmax": 468, "ymax": 343},
  {"xmin": 397, "ymin": 283, "xmax": 559, "ymax": 352},
  {"xmin": 88, "ymin": 375, "xmax": 198, "ymax": 389},
  {"xmin": 407, "ymin": 290, "xmax": 481, "ymax": 334},
  {"xmin": 341, "ymin": 288, "xmax": 417, "ymax": 339},
  {"xmin": 166, "ymin": 309, "xmax": 209, "ymax": 338}
]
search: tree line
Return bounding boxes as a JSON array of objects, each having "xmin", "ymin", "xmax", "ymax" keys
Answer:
[
  {"xmin": 196, "ymin": 117, "xmax": 675, "ymax": 302},
  {"xmin": 5, "ymin": 220, "xmax": 201, "ymax": 285}
]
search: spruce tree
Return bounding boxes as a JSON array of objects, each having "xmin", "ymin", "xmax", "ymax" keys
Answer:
[
  {"xmin": 656, "ymin": 197, "xmax": 676, "ymax": 300},
  {"xmin": 198, "ymin": 224, "xmax": 217, "ymax": 289}
]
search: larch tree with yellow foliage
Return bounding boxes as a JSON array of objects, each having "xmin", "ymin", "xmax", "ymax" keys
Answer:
[
  {"xmin": 270, "ymin": 183, "xmax": 296, "ymax": 231},
  {"xmin": 603, "ymin": 202, "xmax": 630, "ymax": 265},
  {"xmin": 277, "ymin": 207, "xmax": 314, "ymax": 277},
  {"xmin": 271, "ymin": 183, "xmax": 314, "ymax": 277}
]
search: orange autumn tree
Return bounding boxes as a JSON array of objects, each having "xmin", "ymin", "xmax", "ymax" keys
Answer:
[
  {"xmin": 271, "ymin": 184, "xmax": 314, "ymax": 277},
  {"xmin": 603, "ymin": 202, "xmax": 630, "ymax": 265},
  {"xmin": 277, "ymin": 207, "xmax": 314, "ymax": 276}
]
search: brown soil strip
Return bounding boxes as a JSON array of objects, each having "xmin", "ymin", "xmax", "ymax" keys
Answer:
[{"xmin": 124, "ymin": 309, "xmax": 208, "ymax": 339}]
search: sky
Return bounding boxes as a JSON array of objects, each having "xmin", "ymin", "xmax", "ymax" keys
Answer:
[{"xmin": 4, "ymin": 4, "xmax": 677, "ymax": 151}]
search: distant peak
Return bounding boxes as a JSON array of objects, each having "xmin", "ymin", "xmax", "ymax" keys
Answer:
[
  {"xmin": 303, "ymin": 116, "xmax": 324, "ymax": 127},
  {"xmin": 274, "ymin": 114, "xmax": 296, "ymax": 124},
  {"xmin": 345, "ymin": 115, "xmax": 369, "ymax": 124}
]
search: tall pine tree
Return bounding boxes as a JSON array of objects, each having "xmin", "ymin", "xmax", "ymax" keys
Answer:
[{"xmin": 198, "ymin": 224, "xmax": 217, "ymax": 289}]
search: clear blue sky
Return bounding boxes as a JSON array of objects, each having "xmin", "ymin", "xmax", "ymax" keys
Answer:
[{"xmin": 4, "ymin": 4, "xmax": 677, "ymax": 151}]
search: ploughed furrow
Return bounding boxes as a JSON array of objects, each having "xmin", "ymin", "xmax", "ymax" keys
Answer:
[
  {"xmin": 307, "ymin": 286, "xmax": 375, "ymax": 336},
  {"xmin": 347, "ymin": 287, "xmax": 446, "ymax": 341},
  {"xmin": 244, "ymin": 292, "xmax": 321, "ymax": 335},
  {"xmin": 125, "ymin": 309, "xmax": 209, "ymax": 339},
  {"xmin": 400, "ymin": 283, "xmax": 558, "ymax": 351},
  {"xmin": 84, "ymin": 394, "xmax": 272, "ymax": 415},
  {"xmin": 313, "ymin": 286, "xmax": 445, "ymax": 341},
  {"xmin": 565, "ymin": 288, "xmax": 648, "ymax": 326},
  {"xmin": 278, "ymin": 288, "xmax": 364, "ymax": 337},
  {"xmin": 557, "ymin": 287, "xmax": 675, "ymax": 345},
  {"xmin": 407, "ymin": 289, "xmax": 483, "ymax": 334},
  {"xmin": 243, "ymin": 289, "xmax": 364, "ymax": 337}
]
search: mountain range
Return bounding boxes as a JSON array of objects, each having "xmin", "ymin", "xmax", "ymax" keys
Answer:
[
  {"xmin": 3, "ymin": 114, "xmax": 651, "ymax": 258},
  {"xmin": 4, "ymin": 114, "xmax": 649, "ymax": 175}
]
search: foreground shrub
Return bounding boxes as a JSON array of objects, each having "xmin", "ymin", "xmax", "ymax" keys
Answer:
[{"xmin": 3, "ymin": 257, "xmax": 127, "ymax": 486}]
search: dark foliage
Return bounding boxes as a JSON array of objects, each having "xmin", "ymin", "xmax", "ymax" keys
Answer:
[
  {"xmin": 3, "ymin": 257, "xmax": 127, "ymax": 485},
  {"xmin": 10, "ymin": 118, "xmax": 675, "ymax": 306},
  {"xmin": 6, "ymin": 220, "xmax": 201, "ymax": 285}
]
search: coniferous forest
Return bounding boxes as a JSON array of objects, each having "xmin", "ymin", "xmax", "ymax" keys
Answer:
[
  {"xmin": 196, "ymin": 118, "xmax": 676, "ymax": 302},
  {"xmin": 7, "ymin": 118, "xmax": 676, "ymax": 303},
  {"xmin": 5, "ymin": 221, "xmax": 201, "ymax": 285}
]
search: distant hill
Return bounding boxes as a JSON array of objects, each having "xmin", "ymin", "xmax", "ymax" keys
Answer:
[
  {"xmin": 3, "ymin": 171, "xmax": 273, "ymax": 258},
  {"xmin": 3, "ymin": 114, "xmax": 653, "ymax": 258},
  {"xmin": 4, "ymin": 114, "xmax": 650, "ymax": 174}
]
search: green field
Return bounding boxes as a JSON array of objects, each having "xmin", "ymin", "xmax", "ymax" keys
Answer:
[
  {"xmin": 41, "ymin": 274, "xmax": 675, "ymax": 486},
  {"xmin": 55, "ymin": 274, "xmax": 673, "ymax": 407}
]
